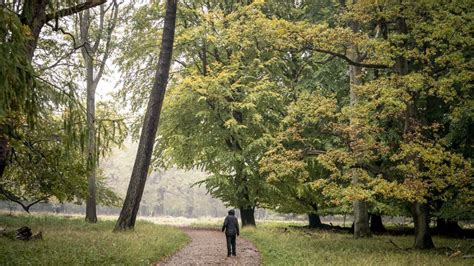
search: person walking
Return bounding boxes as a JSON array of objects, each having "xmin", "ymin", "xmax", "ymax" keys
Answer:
[{"xmin": 222, "ymin": 209, "xmax": 239, "ymax": 257}]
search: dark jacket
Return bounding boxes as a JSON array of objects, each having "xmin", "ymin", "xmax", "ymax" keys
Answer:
[{"xmin": 222, "ymin": 215, "xmax": 239, "ymax": 236}]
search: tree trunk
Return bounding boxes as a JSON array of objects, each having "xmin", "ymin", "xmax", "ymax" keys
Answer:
[
  {"xmin": 0, "ymin": 0, "xmax": 49, "ymax": 181},
  {"xmin": 0, "ymin": 132, "xmax": 8, "ymax": 178},
  {"xmin": 436, "ymin": 218, "xmax": 462, "ymax": 236},
  {"xmin": 370, "ymin": 214, "xmax": 386, "ymax": 233},
  {"xmin": 20, "ymin": 0, "xmax": 49, "ymax": 61},
  {"xmin": 80, "ymin": 3, "xmax": 119, "ymax": 223},
  {"xmin": 349, "ymin": 64, "xmax": 370, "ymax": 238},
  {"xmin": 413, "ymin": 202, "xmax": 434, "ymax": 249},
  {"xmin": 114, "ymin": 0, "xmax": 177, "ymax": 231},
  {"xmin": 80, "ymin": 8, "xmax": 98, "ymax": 223},
  {"xmin": 85, "ymin": 62, "xmax": 98, "ymax": 223},
  {"xmin": 347, "ymin": 0, "xmax": 371, "ymax": 238},
  {"xmin": 308, "ymin": 203, "xmax": 322, "ymax": 228},
  {"xmin": 0, "ymin": 0, "xmax": 107, "ymax": 183},
  {"xmin": 308, "ymin": 213, "xmax": 322, "ymax": 228},
  {"xmin": 240, "ymin": 207, "xmax": 256, "ymax": 227},
  {"xmin": 393, "ymin": 15, "xmax": 434, "ymax": 249},
  {"xmin": 353, "ymin": 199, "xmax": 371, "ymax": 237}
]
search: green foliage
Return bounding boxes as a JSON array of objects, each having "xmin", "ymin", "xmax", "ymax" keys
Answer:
[
  {"xmin": 258, "ymin": 0, "xmax": 474, "ymax": 220},
  {"xmin": 0, "ymin": 114, "xmax": 123, "ymax": 209},
  {"xmin": 0, "ymin": 214, "xmax": 189, "ymax": 265},
  {"xmin": 116, "ymin": 0, "xmax": 472, "ymax": 222},
  {"xmin": 0, "ymin": 8, "xmax": 37, "ymax": 124},
  {"xmin": 0, "ymin": 6, "xmax": 125, "ymax": 211}
]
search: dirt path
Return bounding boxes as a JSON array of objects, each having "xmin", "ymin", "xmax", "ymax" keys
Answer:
[{"xmin": 157, "ymin": 228, "xmax": 260, "ymax": 265}]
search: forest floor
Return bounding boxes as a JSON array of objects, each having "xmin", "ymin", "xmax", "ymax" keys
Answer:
[
  {"xmin": 0, "ymin": 214, "xmax": 188, "ymax": 265},
  {"xmin": 157, "ymin": 228, "xmax": 260, "ymax": 265},
  {"xmin": 242, "ymin": 225, "xmax": 474, "ymax": 265},
  {"xmin": 185, "ymin": 221, "xmax": 473, "ymax": 265}
]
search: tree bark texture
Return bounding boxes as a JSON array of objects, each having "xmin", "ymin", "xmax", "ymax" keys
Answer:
[
  {"xmin": 370, "ymin": 214, "xmax": 386, "ymax": 233},
  {"xmin": 412, "ymin": 202, "xmax": 434, "ymax": 249},
  {"xmin": 394, "ymin": 15, "xmax": 435, "ymax": 249},
  {"xmin": 349, "ymin": 63, "xmax": 371, "ymax": 238},
  {"xmin": 240, "ymin": 207, "xmax": 256, "ymax": 227},
  {"xmin": 308, "ymin": 203, "xmax": 322, "ymax": 228},
  {"xmin": 85, "ymin": 60, "xmax": 98, "ymax": 223},
  {"xmin": 308, "ymin": 213, "xmax": 322, "ymax": 228},
  {"xmin": 114, "ymin": 0, "xmax": 177, "ymax": 231},
  {"xmin": 0, "ymin": 132, "xmax": 7, "ymax": 178}
]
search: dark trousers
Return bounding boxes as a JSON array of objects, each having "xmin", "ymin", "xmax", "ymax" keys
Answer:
[{"xmin": 226, "ymin": 234, "xmax": 236, "ymax": 255}]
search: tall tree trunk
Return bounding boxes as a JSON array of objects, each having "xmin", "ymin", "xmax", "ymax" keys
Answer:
[
  {"xmin": 370, "ymin": 214, "xmax": 386, "ymax": 233},
  {"xmin": 346, "ymin": 0, "xmax": 370, "ymax": 238},
  {"xmin": 85, "ymin": 60, "xmax": 98, "ymax": 223},
  {"xmin": 240, "ymin": 207, "xmax": 256, "ymax": 227},
  {"xmin": 349, "ymin": 63, "xmax": 371, "ymax": 238},
  {"xmin": 413, "ymin": 203, "xmax": 434, "ymax": 249},
  {"xmin": 79, "ymin": 2, "xmax": 119, "ymax": 223},
  {"xmin": 114, "ymin": 0, "xmax": 177, "ymax": 231},
  {"xmin": 0, "ymin": 0, "xmax": 48, "ymax": 182}
]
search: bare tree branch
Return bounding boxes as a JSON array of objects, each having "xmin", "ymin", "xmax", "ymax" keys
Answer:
[
  {"xmin": 304, "ymin": 45, "xmax": 390, "ymax": 69},
  {"xmin": 45, "ymin": 0, "xmax": 107, "ymax": 22},
  {"xmin": 45, "ymin": 22, "xmax": 93, "ymax": 59},
  {"xmin": 0, "ymin": 186, "xmax": 49, "ymax": 213}
]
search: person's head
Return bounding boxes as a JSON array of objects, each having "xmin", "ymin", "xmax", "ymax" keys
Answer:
[{"xmin": 228, "ymin": 209, "xmax": 235, "ymax": 216}]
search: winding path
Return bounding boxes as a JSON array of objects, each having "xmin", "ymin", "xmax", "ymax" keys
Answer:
[{"xmin": 157, "ymin": 228, "xmax": 260, "ymax": 265}]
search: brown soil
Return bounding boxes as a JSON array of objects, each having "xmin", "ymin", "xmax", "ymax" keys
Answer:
[{"xmin": 157, "ymin": 228, "xmax": 260, "ymax": 265}]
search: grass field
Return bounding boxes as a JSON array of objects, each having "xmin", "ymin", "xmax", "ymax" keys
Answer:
[
  {"xmin": 0, "ymin": 214, "xmax": 189, "ymax": 265},
  {"xmin": 242, "ymin": 224, "xmax": 473, "ymax": 266}
]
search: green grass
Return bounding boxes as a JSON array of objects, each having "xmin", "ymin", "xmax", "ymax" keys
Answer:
[
  {"xmin": 0, "ymin": 214, "xmax": 189, "ymax": 265},
  {"xmin": 242, "ymin": 224, "xmax": 473, "ymax": 266}
]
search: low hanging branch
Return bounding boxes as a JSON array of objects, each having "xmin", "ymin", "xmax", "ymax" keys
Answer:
[{"xmin": 0, "ymin": 186, "xmax": 49, "ymax": 213}]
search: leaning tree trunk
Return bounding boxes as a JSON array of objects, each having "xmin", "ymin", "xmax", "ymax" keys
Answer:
[
  {"xmin": 412, "ymin": 202, "xmax": 434, "ymax": 249},
  {"xmin": 370, "ymin": 214, "xmax": 386, "ymax": 233},
  {"xmin": 114, "ymin": 0, "xmax": 177, "ymax": 231},
  {"xmin": 240, "ymin": 207, "xmax": 256, "ymax": 227}
]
